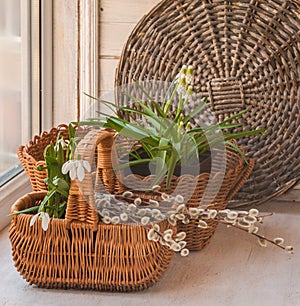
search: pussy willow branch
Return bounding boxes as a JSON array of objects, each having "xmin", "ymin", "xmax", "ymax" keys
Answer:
[{"xmin": 216, "ymin": 218, "xmax": 288, "ymax": 252}]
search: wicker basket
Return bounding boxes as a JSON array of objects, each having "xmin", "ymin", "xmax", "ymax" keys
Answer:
[
  {"xmin": 17, "ymin": 124, "xmax": 71, "ymax": 191},
  {"xmin": 9, "ymin": 130, "xmax": 174, "ymax": 291},
  {"xmin": 115, "ymin": 0, "xmax": 300, "ymax": 207},
  {"xmin": 93, "ymin": 131, "xmax": 254, "ymax": 250}
]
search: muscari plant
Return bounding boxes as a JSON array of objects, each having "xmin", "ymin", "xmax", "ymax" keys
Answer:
[{"xmin": 83, "ymin": 65, "xmax": 264, "ymax": 187}]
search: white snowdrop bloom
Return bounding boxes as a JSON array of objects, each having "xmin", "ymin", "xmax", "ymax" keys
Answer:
[
  {"xmin": 175, "ymin": 195, "xmax": 184, "ymax": 203},
  {"xmin": 62, "ymin": 159, "xmax": 91, "ymax": 181},
  {"xmin": 122, "ymin": 191, "xmax": 133, "ymax": 198},
  {"xmin": 170, "ymin": 242, "xmax": 181, "ymax": 252},
  {"xmin": 249, "ymin": 208, "xmax": 259, "ymax": 217},
  {"xmin": 175, "ymin": 232, "xmax": 186, "ymax": 241},
  {"xmin": 120, "ymin": 213, "xmax": 128, "ymax": 222},
  {"xmin": 176, "ymin": 204, "xmax": 186, "ymax": 213},
  {"xmin": 128, "ymin": 204, "xmax": 137, "ymax": 212},
  {"xmin": 208, "ymin": 209, "xmax": 218, "ymax": 219},
  {"xmin": 227, "ymin": 211, "xmax": 238, "ymax": 219},
  {"xmin": 134, "ymin": 197, "xmax": 142, "ymax": 205},
  {"xmin": 180, "ymin": 248, "xmax": 190, "ymax": 257},
  {"xmin": 285, "ymin": 246, "xmax": 294, "ymax": 253},
  {"xmin": 198, "ymin": 220, "xmax": 208, "ymax": 229},
  {"xmin": 102, "ymin": 216, "xmax": 111, "ymax": 224},
  {"xmin": 149, "ymin": 199, "xmax": 159, "ymax": 207},
  {"xmin": 151, "ymin": 185, "xmax": 161, "ymax": 192},
  {"xmin": 141, "ymin": 216, "xmax": 150, "ymax": 225},
  {"xmin": 273, "ymin": 237, "xmax": 284, "ymax": 245},
  {"xmin": 30, "ymin": 212, "xmax": 50, "ymax": 231},
  {"xmin": 258, "ymin": 238, "xmax": 267, "ymax": 247},
  {"xmin": 111, "ymin": 216, "xmax": 120, "ymax": 224}
]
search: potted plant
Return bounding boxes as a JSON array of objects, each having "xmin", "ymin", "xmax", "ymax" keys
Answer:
[{"xmin": 84, "ymin": 65, "xmax": 262, "ymax": 188}]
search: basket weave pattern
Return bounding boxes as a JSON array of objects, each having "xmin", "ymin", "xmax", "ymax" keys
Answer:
[
  {"xmin": 10, "ymin": 130, "xmax": 174, "ymax": 291},
  {"xmin": 17, "ymin": 124, "xmax": 70, "ymax": 191},
  {"xmin": 93, "ymin": 131, "xmax": 254, "ymax": 250},
  {"xmin": 115, "ymin": 0, "xmax": 300, "ymax": 207}
]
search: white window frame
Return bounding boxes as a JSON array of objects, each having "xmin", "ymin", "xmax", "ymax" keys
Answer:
[{"xmin": 0, "ymin": 0, "xmax": 52, "ymax": 231}]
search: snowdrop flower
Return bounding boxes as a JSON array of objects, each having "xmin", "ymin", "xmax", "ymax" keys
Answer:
[
  {"xmin": 62, "ymin": 159, "xmax": 91, "ymax": 181},
  {"xmin": 55, "ymin": 138, "xmax": 69, "ymax": 150},
  {"xmin": 30, "ymin": 212, "xmax": 50, "ymax": 231}
]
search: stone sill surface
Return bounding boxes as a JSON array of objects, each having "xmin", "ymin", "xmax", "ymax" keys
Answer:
[{"xmin": 0, "ymin": 200, "xmax": 299, "ymax": 306}]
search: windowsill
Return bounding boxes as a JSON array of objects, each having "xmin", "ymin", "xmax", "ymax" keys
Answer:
[
  {"xmin": 0, "ymin": 172, "xmax": 31, "ymax": 231},
  {"xmin": 0, "ymin": 199, "xmax": 299, "ymax": 304}
]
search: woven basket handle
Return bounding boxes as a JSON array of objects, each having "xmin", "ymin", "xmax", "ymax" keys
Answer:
[{"xmin": 65, "ymin": 129, "xmax": 116, "ymax": 230}]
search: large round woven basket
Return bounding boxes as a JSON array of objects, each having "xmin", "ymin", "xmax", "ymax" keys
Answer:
[{"xmin": 115, "ymin": 0, "xmax": 300, "ymax": 207}]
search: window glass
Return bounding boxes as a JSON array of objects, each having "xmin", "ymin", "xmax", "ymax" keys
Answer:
[{"xmin": 0, "ymin": 0, "xmax": 29, "ymax": 185}]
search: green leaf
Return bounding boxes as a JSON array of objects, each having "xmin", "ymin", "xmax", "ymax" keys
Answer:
[
  {"xmin": 10, "ymin": 205, "xmax": 40, "ymax": 215},
  {"xmin": 225, "ymin": 140, "xmax": 248, "ymax": 164},
  {"xmin": 182, "ymin": 97, "xmax": 208, "ymax": 124}
]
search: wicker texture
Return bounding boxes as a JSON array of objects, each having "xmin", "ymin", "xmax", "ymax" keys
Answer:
[
  {"xmin": 94, "ymin": 131, "xmax": 254, "ymax": 250},
  {"xmin": 17, "ymin": 124, "xmax": 71, "ymax": 191},
  {"xmin": 115, "ymin": 0, "xmax": 300, "ymax": 207},
  {"xmin": 10, "ymin": 130, "xmax": 174, "ymax": 291}
]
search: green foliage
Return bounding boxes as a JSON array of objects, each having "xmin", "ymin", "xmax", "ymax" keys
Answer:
[{"xmin": 82, "ymin": 66, "xmax": 264, "ymax": 187}]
